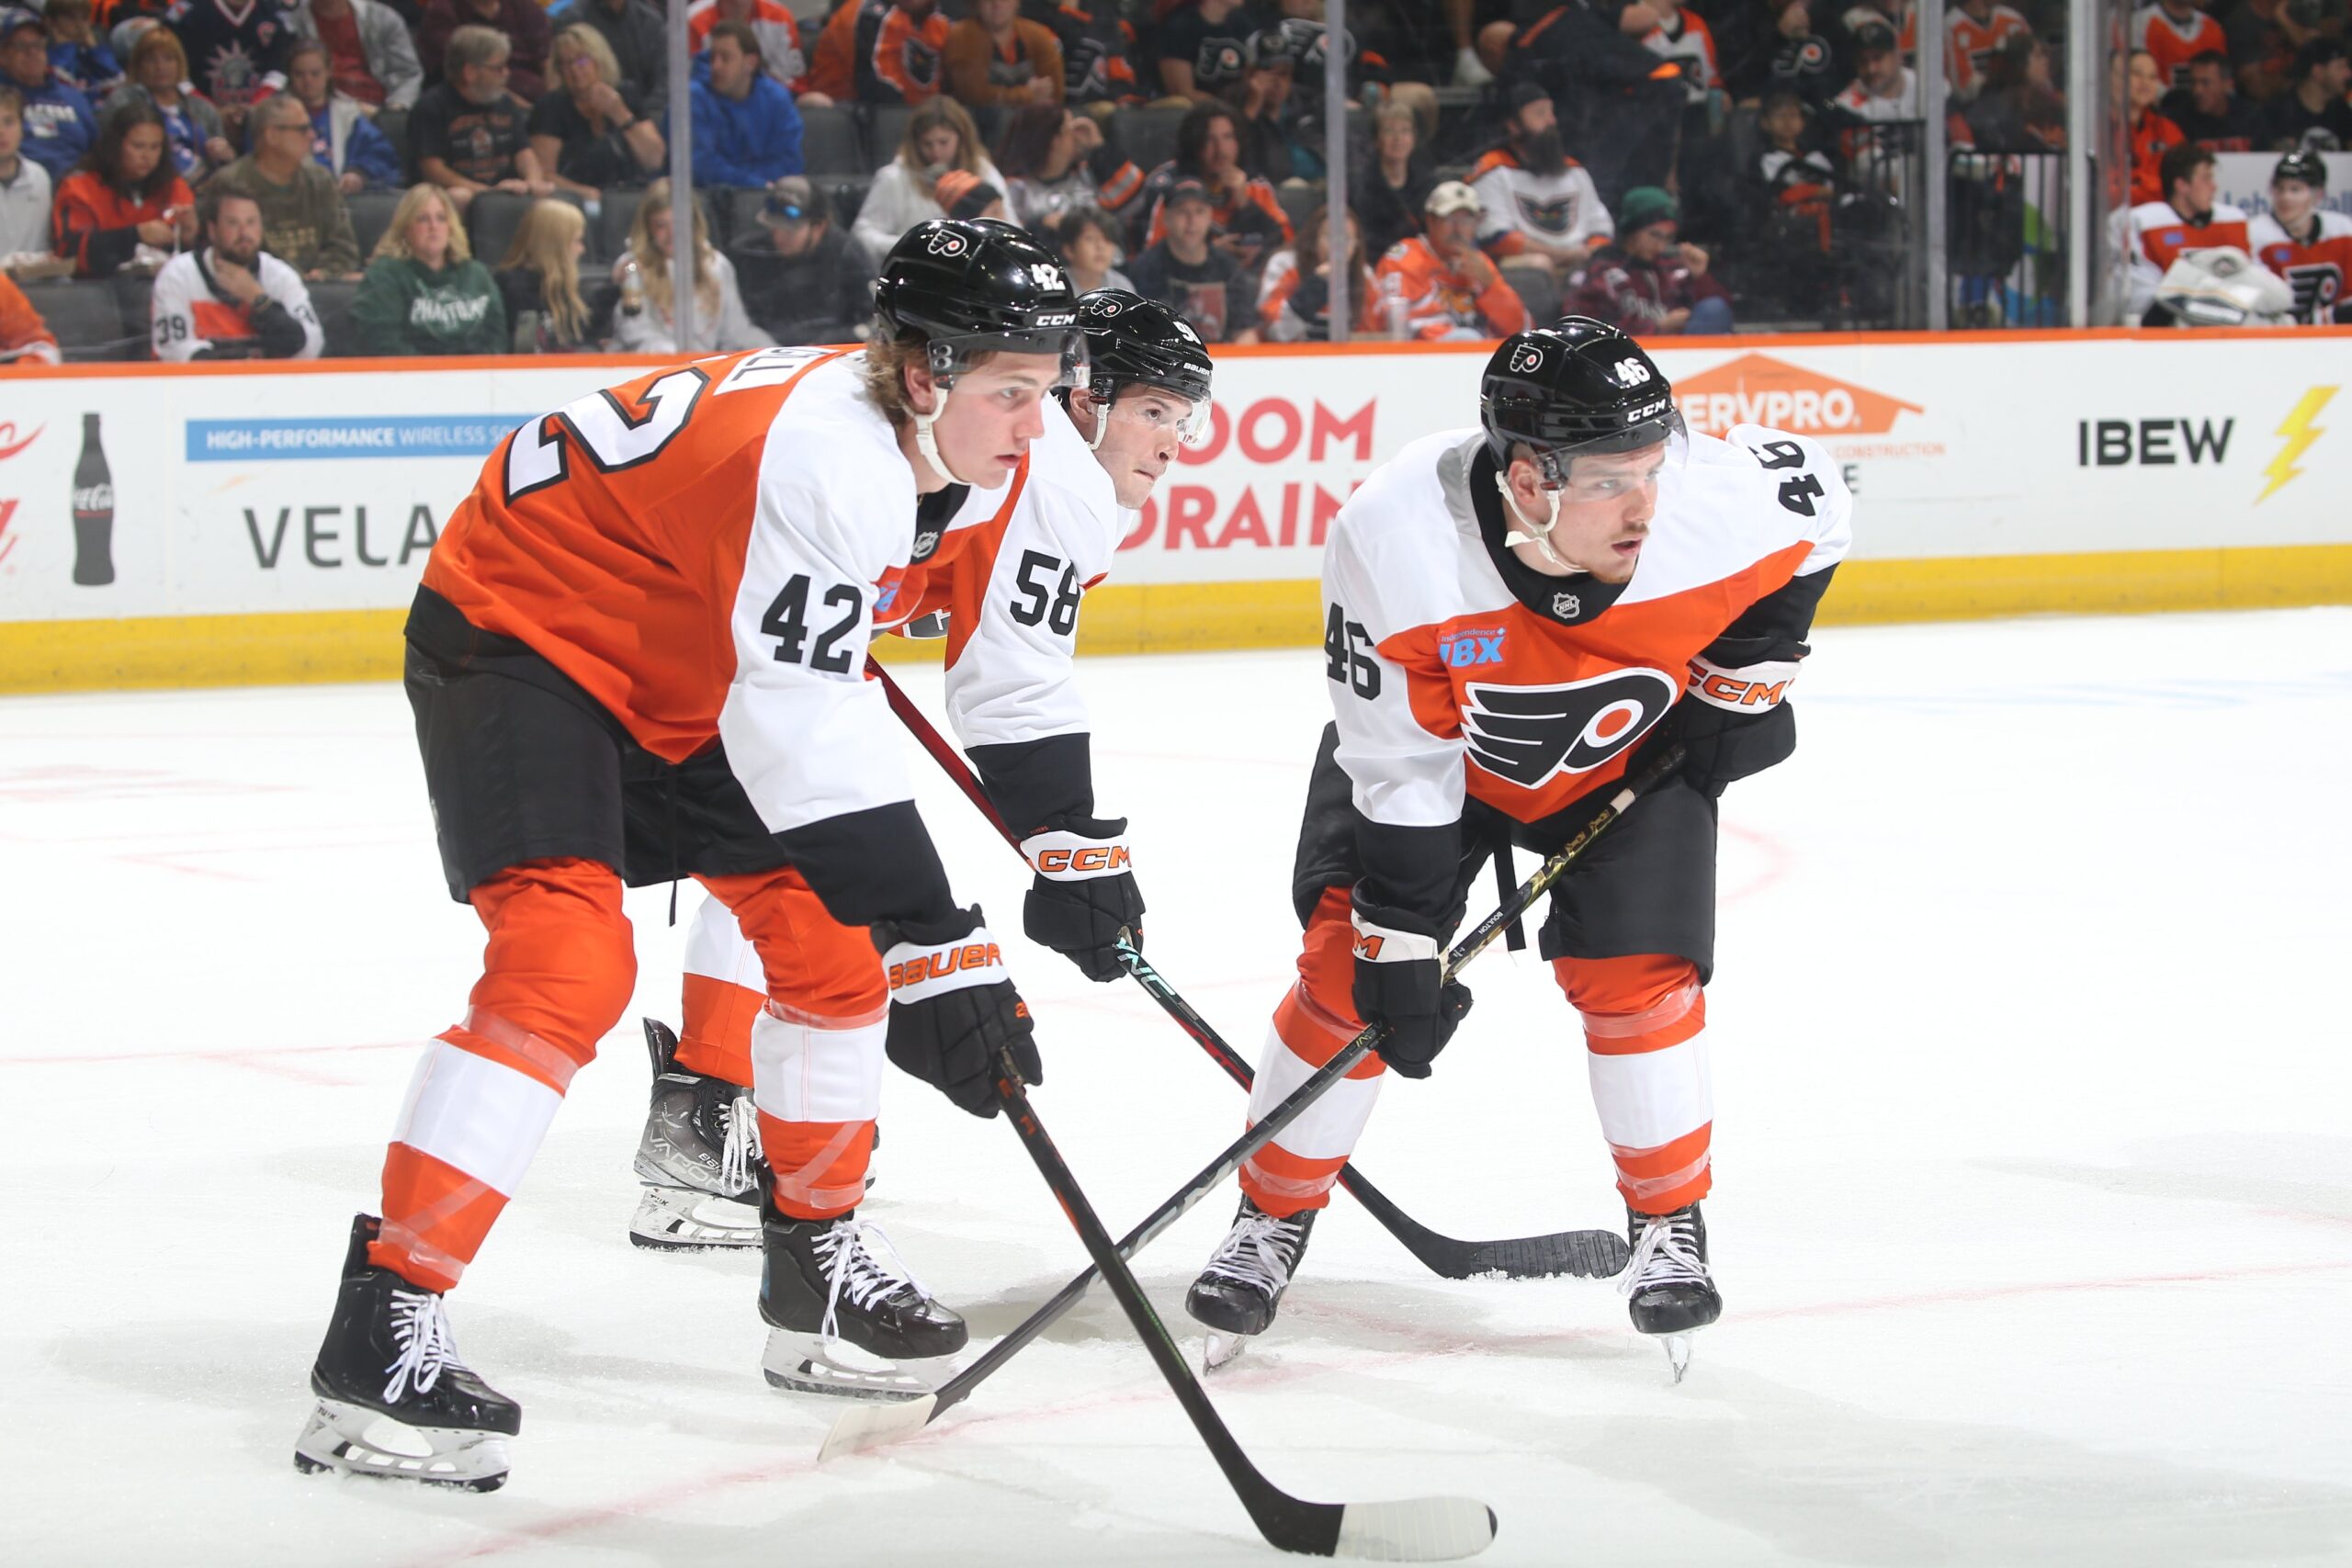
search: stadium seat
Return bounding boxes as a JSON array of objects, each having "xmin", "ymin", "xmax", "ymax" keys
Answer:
[
  {"xmin": 724, "ymin": 186, "xmax": 769, "ymax": 248},
  {"xmin": 1113, "ymin": 106, "xmax": 1187, "ymax": 175},
  {"xmin": 346, "ymin": 189, "xmax": 401, "ymax": 261},
  {"xmin": 798, "ymin": 104, "xmax": 864, "ymax": 175},
  {"xmin": 1502, "ymin": 262, "xmax": 1559, "ymax": 328},
  {"xmin": 308, "ymin": 280, "xmax": 361, "ymax": 356},
  {"xmin": 1276, "ymin": 180, "xmax": 1325, "ymax": 242},
  {"xmin": 107, "ymin": 275, "xmax": 153, "ymax": 359},
  {"xmin": 597, "ymin": 187, "xmax": 645, "ymax": 260},
  {"xmin": 967, "ymin": 103, "xmax": 1007, "ymax": 152},
  {"xmin": 826, "ymin": 175, "xmax": 871, "ymax": 229},
  {"xmin": 21, "ymin": 279, "xmax": 131, "ymax": 360},
  {"xmin": 865, "ymin": 103, "xmax": 913, "ymax": 165},
  {"xmin": 467, "ymin": 190, "xmax": 554, "ymax": 269},
  {"xmin": 373, "ymin": 108, "xmax": 412, "ymax": 182}
]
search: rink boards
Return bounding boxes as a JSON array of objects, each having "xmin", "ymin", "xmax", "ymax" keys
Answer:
[{"xmin": 0, "ymin": 328, "xmax": 2347, "ymax": 692}]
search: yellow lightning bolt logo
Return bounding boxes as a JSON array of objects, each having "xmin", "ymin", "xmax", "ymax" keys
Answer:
[{"xmin": 2257, "ymin": 386, "xmax": 2336, "ymax": 504}]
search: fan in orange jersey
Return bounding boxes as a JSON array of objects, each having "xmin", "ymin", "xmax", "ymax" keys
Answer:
[
  {"xmin": 2132, "ymin": 0, "xmax": 2226, "ymax": 88},
  {"xmin": 1945, "ymin": 0, "xmax": 2032, "ymax": 100},
  {"xmin": 1181, "ymin": 319, "xmax": 1850, "ymax": 1382},
  {"xmin": 2250, "ymin": 150, "xmax": 2352, "ymax": 325},
  {"xmin": 2128, "ymin": 49, "xmax": 2187, "ymax": 206},
  {"xmin": 292, "ymin": 219, "xmax": 1090, "ymax": 1494},
  {"xmin": 854, "ymin": 0, "xmax": 950, "ymax": 105},
  {"xmin": 623, "ymin": 290, "xmax": 1214, "ymax": 1254},
  {"xmin": 2128, "ymin": 141, "xmax": 2251, "ymax": 321}
]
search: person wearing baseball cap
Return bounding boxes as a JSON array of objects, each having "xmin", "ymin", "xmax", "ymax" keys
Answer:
[
  {"xmin": 1, "ymin": 6, "xmax": 95, "ymax": 181},
  {"xmin": 1562, "ymin": 185, "xmax": 1734, "ymax": 335},
  {"xmin": 729, "ymin": 175, "xmax": 873, "ymax": 344},
  {"xmin": 1128, "ymin": 173, "xmax": 1259, "ymax": 343},
  {"xmin": 1372, "ymin": 178, "xmax": 1531, "ymax": 341},
  {"xmin": 1467, "ymin": 79, "xmax": 1612, "ymax": 279},
  {"xmin": 1827, "ymin": 20, "xmax": 1918, "ymax": 122}
]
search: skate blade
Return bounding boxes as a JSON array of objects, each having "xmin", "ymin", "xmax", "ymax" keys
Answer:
[
  {"xmin": 1203, "ymin": 1329, "xmax": 1253, "ymax": 1373},
  {"xmin": 1659, "ymin": 1332, "xmax": 1695, "ymax": 1383},
  {"xmin": 293, "ymin": 1399, "xmax": 510, "ymax": 1492},
  {"xmin": 628, "ymin": 1186, "xmax": 762, "ymax": 1250},
  {"xmin": 817, "ymin": 1391, "xmax": 939, "ymax": 1461},
  {"xmin": 761, "ymin": 1329, "xmax": 940, "ymax": 1403}
]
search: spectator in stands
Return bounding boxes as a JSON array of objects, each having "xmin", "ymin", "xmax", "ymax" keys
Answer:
[
  {"xmin": 1645, "ymin": 0, "xmax": 1726, "ymax": 124},
  {"xmin": 5, "ymin": 9, "xmax": 96, "ymax": 179},
  {"xmin": 288, "ymin": 0, "xmax": 421, "ymax": 110},
  {"xmin": 1745, "ymin": 87, "xmax": 1838, "ymax": 310},
  {"xmin": 609, "ymin": 173, "xmax": 770, "ymax": 350},
  {"xmin": 1470, "ymin": 82, "xmax": 1613, "ymax": 282},
  {"xmin": 729, "ymin": 175, "xmax": 867, "ymax": 343},
  {"xmin": 851, "ymin": 0, "xmax": 949, "ymax": 107},
  {"xmin": 945, "ymin": 0, "xmax": 1061, "ymax": 108},
  {"xmin": 51, "ymin": 98, "xmax": 191, "ymax": 275},
  {"xmin": 1564, "ymin": 184, "xmax": 1733, "ymax": 333},
  {"xmin": 1941, "ymin": 0, "xmax": 2031, "ymax": 103},
  {"xmin": 1134, "ymin": 100, "xmax": 1287, "ymax": 268},
  {"xmin": 164, "ymin": 0, "xmax": 293, "ymax": 141},
  {"xmin": 2164, "ymin": 50, "xmax": 2261, "ymax": 150},
  {"xmin": 106, "ymin": 25, "xmax": 230, "ymax": 186},
  {"xmin": 1502, "ymin": 0, "xmax": 1687, "ymax": 201},
  {"xmin": 1374, "ymin": 180, "xmax": 1528, "ymax": 341},
  {"xmin": 0, "ymin": 86, "xmax": 58, "ymax": 265},
  {"xmin": 1227, "ymin": 26, "xmax": 1324, "ymax": 182},
  {"xmin": 1037, "ymin": 0, "xmax": 1138, "ymax": 108},
  {"xmin": 493, "ymin": 195, "xmax": 608, "ymax": 349},
  {"xmin": 2222, "ymin": 0, "xmax": 2318, "ymax": 104},
  {"xmin": 995, "ymin": 102, "xmax": 1141, "ymax": 233},
  {"xmin": 350, "ymin": 179, "xmax": 507, "ymax": 350},
  {"xmin": 851, "ymin": 94, "xmax": 1001, "ymax": 261},
  {"xmin": 286, "ymin": 39, "xmax": 400, "ymax": 190},
  {"xmin": 1258, "ymin": 201, "xmax": 1380, "ymax": 340},
  {"xmin": 1127, "ymin": 174, "xmax": 1257, "ymax": 342},
  {"xmin": 1155, "ymin": 0, "xmax": 1251, "ymax": 105},
  {"xmin": 0, "ymin": 265, "xmax": 58, "ymax": 357},
  {"xmin": 215, "ymin": 91, "xmax": 360, "ymax": 275},
  {"xmin": 44, "ymin": 0, "xmax": 119, "ymax": 96},
  {"xmin": 2133, "ymin": 0, "xmax": 2228, "ymax": 90},
  {"xmin": 690, "ymin": 20, "xmax": 800, "ymax": 188},
  {"xmin": 562, "ymin": 0, "xmax": 667, "ymax": 124},
  {"xmin": 1724, "ymin": 0, "xmax": 1838, "ymax": 106},
  {"xmin": 1055, "ymin": 203, "xmax": 1131, "ymax": 292},
  {"xmin": 2259, "ymin": 38, "xmax": 2352, "ymax": 148},
  {"xmin": 1963, "ymin": 32, "xmax": 2064, "ymax": 151},
  {"xmin": 2128, "ymin": 48, "xmax": 2185, "ymax": 203},
  {"xmin": 530, "ymin": 23, "xmax": 662, "ymax": 200},
  {"xmin": 2128, "ymin": 140, "xmax": 2251, "ymax": 318},
  {"xmin": 420, "ymin": 0, "xmax": 548, "ymax": 101},
  {"xmin": 689, "ymin": 0, "xmax": 818, "ymax": 102},
  {"xmin": 1351, "ymin": 100, "xmax": 1432, "ymax": 259},
  {"xmin": 411, "ymin": 25, "xmax": 548, "ymax": 212},
  {"xmin": 1827, "ymin": 19, "xmax": 1917, "ymax": 119},
  {"xmin": 151, "ymin": 182, "xmax": 322, "ymax": 356}
]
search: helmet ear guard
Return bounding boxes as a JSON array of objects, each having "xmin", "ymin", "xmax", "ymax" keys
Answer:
[{"xmin": 1066, "ymin": 288, "xmax": 1216, "ymax": 453}]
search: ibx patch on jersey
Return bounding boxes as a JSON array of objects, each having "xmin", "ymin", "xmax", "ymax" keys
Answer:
[{"xmin": 1439, "ymin": 626, "xmax": 1508, "ymax": 668}]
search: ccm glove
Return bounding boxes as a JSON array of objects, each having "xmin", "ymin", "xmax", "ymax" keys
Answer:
[
  {"xmin": 876, "ymin": 906, "xmax": 1042, "ymax": 1117},
  {"xmin": 1348, "ymin": 895, "xmax": 1474, "ymax": 1079},
  {"xmin": 1661, "ymin": 650, "xmax": 1803, "ymax": 796},
  {"xmin": 1021, "ymin": 815, "xmax": 1145, "ymax": 983}
]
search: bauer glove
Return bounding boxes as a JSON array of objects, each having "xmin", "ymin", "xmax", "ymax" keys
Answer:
[
  {"xmin": 875, "ymin": 906, "xmax": 1042, "ymax": 1117},
  {"xmin": 1021, "ymin": 814, "xmax": 1145, "ymax": 983},
  {"xmin": 1348, "ymin": 894, "xmax": 1474, "ymax": 1079}
]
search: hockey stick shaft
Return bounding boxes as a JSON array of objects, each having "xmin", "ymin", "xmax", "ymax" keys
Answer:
[{"xmin": 870, "ymin": 658, "xmax": 1645, "ymax": 1280}]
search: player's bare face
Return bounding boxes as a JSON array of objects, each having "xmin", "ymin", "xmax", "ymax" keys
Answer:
[
  {"xmin": 1506, "ymin": 444, "xmax": 1665, "ymax": 584},
  {"xmin": 2271, "ymin": 176, "xmax": 2317, "ymax": 228},
  {"xmin": 918, "ymin": 354, "xmax": 1059, "ymax": 487},
  {"xmin": 1085, "ymin": 387, "xmax": 1193, "ymax": 507}
]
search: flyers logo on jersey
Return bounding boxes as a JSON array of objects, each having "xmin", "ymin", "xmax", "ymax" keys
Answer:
[
  {"xmin": 888, "ymin": 942, "xmax": 1003, "ymax": 992},
  {"xmin": 1461, "ymin": 667, "xmax": 1678, "ymax": 787},
  {"xmin": 1033, "ymin": 844, "xmax": 1131, "ymax": 875}
]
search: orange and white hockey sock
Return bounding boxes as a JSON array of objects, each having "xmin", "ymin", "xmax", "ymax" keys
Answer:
[
  {"xmin": 1238, "ymin": 890, "xmax": 1386, "ymax": 1219},
  {"xmin": 1557, "ymin": 953, "xmax": 1713, "ymax": 1215},
  {"xmin": 750, "ymin": 1003, "xmax": 888, "ymax": 1221},
  {"xmin": 678, "ymin": 895, "xmax": 763, "ymax": 1088}
]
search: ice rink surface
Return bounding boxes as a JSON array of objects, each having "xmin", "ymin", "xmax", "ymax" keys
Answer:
[{"xmin": 5, "ymin": 608, "xmax": 2351, "ymax": 1567}]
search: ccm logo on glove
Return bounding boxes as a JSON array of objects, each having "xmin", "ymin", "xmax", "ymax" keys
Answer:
[
  {"xmin": 1686, "ymin": 655, "xmax": 1800, "ymax": 712},
  {"xmin": 1023, "ymin": 829, "xmax": 1136, "ymax": 880}
]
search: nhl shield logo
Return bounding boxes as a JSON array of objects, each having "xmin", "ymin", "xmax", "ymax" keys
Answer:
[
  {"xmin": 911, "ymin": 529, "xmax": 941, "ymax": 561},
  {"xmin": 1552, "ymin": 592, "xmax": 1580, "ymax": 619},
  {"xmin": 926, "ymin": 228, "xmax": 969, "ymax": 257},
  {"xmin": 1509, "ymin": 342, "xmax": 1545, "ymax": 375}
]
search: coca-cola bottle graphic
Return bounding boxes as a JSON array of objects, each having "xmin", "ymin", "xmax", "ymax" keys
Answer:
[{"xmin": 71, "ymin": 412, "xmax": 113, "ymax": 587}]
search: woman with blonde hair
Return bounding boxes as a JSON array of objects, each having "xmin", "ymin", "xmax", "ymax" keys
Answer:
[
  {"xmin": 610, "ymin": 176, "xmax": 769, "ymax": 353},
  {"xmin": 496, "ymin": 197, "xmax": 609, "ymax": 351},
  {"xmin": 350, "ymin": 182, "xmax": 507, "ymax": 355},
  {"xmin": 528, "ymin": 25, "xmax": 664, "ymax": 203},
  {"xmin": 850, "ymin": 96, "xmax": 1004, "ymax": 264}
]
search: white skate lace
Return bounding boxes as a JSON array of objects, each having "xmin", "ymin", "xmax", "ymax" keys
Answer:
[
  {"xmin": 1618, "ymin": 1212, "xmax": 1708, "ymax": 1297},
  {"xmin": 383, "ymin": 1289, "xmax": 467, "ymax": 1404},
  {"xmin": 812, "ymin": 1219, "xmax": 930, "ymax": 1341},
  {"xmin": 719, "ymin": 1093, "xmax": 763, "ymax": 1194},
  {"xmin": 1202, "ymin": 1209, "xmax": 1306, "ymax": 1297}
]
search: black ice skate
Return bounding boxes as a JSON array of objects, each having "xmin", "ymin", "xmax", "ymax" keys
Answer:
[
  {"xmin": 758, "ymin": 1196, "xmax": 966, "ymax": 1402},
  {"xmin": 1185, "ymin": 1197, "xmax": 1317, "ymax": 1371},
  {"xmin": 629, "ymin": 1018, "xmax": 765, "ymax": 1250},
  {"xmin": 1620, "ymin": 1202, "xmax": 1722, "ymax": 1382},
  {"xmin": 292, "ymin": 1214, "xmax": 521, "ymax": 1491}
]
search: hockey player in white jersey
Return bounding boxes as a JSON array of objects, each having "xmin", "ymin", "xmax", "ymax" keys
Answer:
[
  {"xmin": 1182, "ymin": 319, "xmax": 1850, "ymax": 1379},
  {"xmin": 626, "ymin": 288, "xmax": 1216, "ymax": 1266}
]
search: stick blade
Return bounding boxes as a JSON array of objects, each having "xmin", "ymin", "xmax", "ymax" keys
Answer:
[
  {"xmin": 817, "ymin": 1392, "xmax": 939, "ymax": 1462},
  {"xmin": 1455, "ymin": 1227, "xmax": 1630, "ymax": 1281},
  {"xmin": 1333, "ymin": 1496, "xmax": 1498, "ymax": 1561}
]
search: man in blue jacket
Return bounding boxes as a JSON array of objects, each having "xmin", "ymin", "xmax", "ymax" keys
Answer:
[
  {"xmin": 1, "ymin": 10, "xmax": 94, "ymax": 181},
  {"xmin": 690, "ymin": 19, "xmax": 799, "ymax": 188}
]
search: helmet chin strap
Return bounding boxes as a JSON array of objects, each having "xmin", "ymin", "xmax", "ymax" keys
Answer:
[
  {"xmin": 911, "ymin": 380, "xmax": 978, "ymax": 487},
  {"xmin": 1495, "ymin": 472, "xmax": 1578, "ymax": 573},
  {"xmin": 1080, "ymin": 392, "xmax": 1112, "ymax": 452}
]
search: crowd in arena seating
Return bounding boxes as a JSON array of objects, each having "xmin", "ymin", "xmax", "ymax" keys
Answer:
[{"xmin": 0, "ymin": 0, "xmax": 2345, "ymax": 362}]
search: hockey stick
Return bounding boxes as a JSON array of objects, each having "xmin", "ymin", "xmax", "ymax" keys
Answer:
[
  {"xmin": 823, "ymin": 744, "xmax": 1684, "ymax": 1477},
  {"xmin": 868, "ymin": 657, "xmax": 1631, "ymax": 1281}
]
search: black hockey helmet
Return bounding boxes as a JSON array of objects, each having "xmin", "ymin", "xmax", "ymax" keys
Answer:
[
  {"xmin": 1069, "ymin": 288, "xmax": 1215, "ymax": 445},
  {"xmin": 2273, "ymin": 149, "xmax": 2329, "ymax": 189},
  {"xmin": 1479, "ymin": 316, "xmax": 1682, "ymax": 483},
  {"xmin": 874, "ymin": 218, "xmax": 1087, "ymax": 388}
]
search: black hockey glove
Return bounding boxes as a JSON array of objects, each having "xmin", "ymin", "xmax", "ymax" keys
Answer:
[
  {"xmin": 875, "ymin": 906, "xmax": 1042, "ymax": 1117},
  {"xmin": 1657, "ymin": 649, "xmax": 1803, "ymax": 797},
  {"xmin": 1021, "ymin": 814, "xmax": 1145, "ymax": 983},
  {"xmin": 1348, "ymin": 894, "xmax": 1474, "ymax": 1079}
]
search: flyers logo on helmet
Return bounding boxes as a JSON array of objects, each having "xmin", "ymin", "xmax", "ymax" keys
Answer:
[
  {"xmin": 1085, "ymin": 296, "xmax": 1125, "ymax": 316},
  {"xmin": 1461, "ymin": 668, "xmax": 1678, "ymax": 787},
  {"xmin": 927, "ymin": 229, "xmax": 969, "ymax": 256},
  {"xmin": 1508, "ymin": 342, "xmax": 1545, "ymax": 375}
]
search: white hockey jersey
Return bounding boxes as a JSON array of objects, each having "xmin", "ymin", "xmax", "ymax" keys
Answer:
[
  {"xmin": 150, "ymin": 247, "xmax": 323, "ymax": 362},
  {"xmin": 2248, "ymin": 209, "xmax": 2352, "ymax": 325}
]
